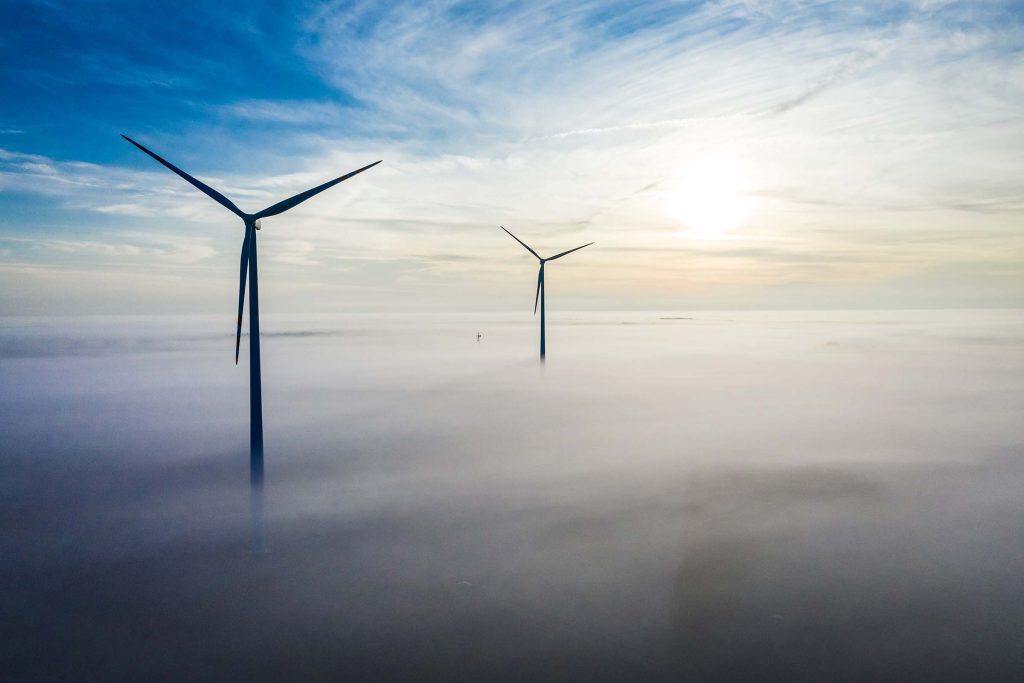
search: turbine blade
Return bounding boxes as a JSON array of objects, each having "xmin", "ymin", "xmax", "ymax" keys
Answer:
[
  {"xmin": 254, "ymin": 160, "xmax": 382, "ymax": 219},
  {"xmin": 546, "ymin": 242, "xmax": 594, "ymax": 261},
  {"xmin": 534, "ymin": 266, "xmax": 543, "ymax": 314},
  {"xmin": 500, "ymin": 226, "xmax": 540, "ymax": 259},
  {"xmin": 235, "ymin": 225, "xmax": 252, "ymax": 364},
  {"xmin": 120, "ymin": 134, "xmax": 245, "ymax": 218}
]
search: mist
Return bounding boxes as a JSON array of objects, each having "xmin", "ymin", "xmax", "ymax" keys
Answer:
[{"xmin": 2, "ymin": 309, "xmax": 1023, "ymax": 680}]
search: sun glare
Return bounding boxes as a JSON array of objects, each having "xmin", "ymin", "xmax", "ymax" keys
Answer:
[{"xmin": 665, "ymin": 158, "xmax": 750, "ymax": 239}]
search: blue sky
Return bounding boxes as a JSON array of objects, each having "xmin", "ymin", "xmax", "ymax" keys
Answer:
[{"xmin": 2, "ymin": 0, "xmax": 1023, "ymax": 314}]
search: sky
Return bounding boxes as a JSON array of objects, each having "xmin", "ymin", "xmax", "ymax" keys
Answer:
[{"xmin": 1, "ymin": 0, "xmax": 1022, "ymax": 315}]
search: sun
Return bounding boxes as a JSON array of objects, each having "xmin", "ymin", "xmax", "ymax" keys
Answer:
[{"xmin": 665, "ymin": 157, "xmax": 750, "ymax": 239}]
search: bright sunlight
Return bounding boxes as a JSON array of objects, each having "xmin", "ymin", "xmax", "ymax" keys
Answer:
[{"xmin": 665, "ymin": 157, "xmax": 751, "ymax": 239}]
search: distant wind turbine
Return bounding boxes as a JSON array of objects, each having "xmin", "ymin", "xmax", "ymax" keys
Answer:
[
  {"xmin": 500, "ymin": 226, "xmax": 592, "ymax": 361},
  {"xmin": 122, "ymin": 134, "xmax": 380, "ymax": 553}
]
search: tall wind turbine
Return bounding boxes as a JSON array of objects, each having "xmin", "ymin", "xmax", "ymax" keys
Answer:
[
  {"xmin": 500, "ymin": 226, "xmax": 592, "ymax": 361},
  {"xmin": 122, "ymin": 134, "xmax": 380, "ymax": 553}
]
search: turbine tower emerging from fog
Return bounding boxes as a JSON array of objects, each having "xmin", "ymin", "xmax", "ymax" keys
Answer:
[
  {"xmin": 122, "ymin": 134, "xmax": 380, "ymax": 553},
  {"xmin": 500, "ymin": 226, "xmax": 593, "ymax": 361}
]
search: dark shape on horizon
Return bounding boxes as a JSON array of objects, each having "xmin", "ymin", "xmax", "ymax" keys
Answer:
[
  {"xmin": 477, "ymin": 332, "xmax": 482, "ymax": 342},
  {"xmin": 500, "ymin": 226, "xmax": 592, "ymax": 361},
  {"xmin": 121, "ymin": 134, "xmax": 381, "ymax": 553}
]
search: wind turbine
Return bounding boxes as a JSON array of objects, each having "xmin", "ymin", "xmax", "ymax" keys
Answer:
[
  {"xmin": 500, "ymin": 226, "xmax": 592, "ymax": 361},
  {"xmin": 121, "ymin": 134, "xmax": 380, "ymax": 553}
]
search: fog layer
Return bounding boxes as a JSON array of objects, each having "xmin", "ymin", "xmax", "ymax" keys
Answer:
[{"xmin": 2, "ymin": 310, "xmax": 1023, "ymax": 681}]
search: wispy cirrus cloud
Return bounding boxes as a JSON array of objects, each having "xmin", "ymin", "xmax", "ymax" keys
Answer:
[
  {"xmin": 220, "ymin": 99, "xmax": 352, "ymax": 125},
  {"xmin": 0, "ymin": 232, "xmax": 218, "ymax": 265}
]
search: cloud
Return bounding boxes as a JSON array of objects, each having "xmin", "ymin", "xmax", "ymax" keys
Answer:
[
  {"xmin": 220, "ymin": 99, "xmax": 351, "ymax": 125},
  {"xmin": 0, "ymin": 232, "xmax": 218, "ymax": 265}
]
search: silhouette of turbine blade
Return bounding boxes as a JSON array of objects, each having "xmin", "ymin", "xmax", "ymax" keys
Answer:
[
  {"xmin": 546, "ymin": 242, "xmax": 594, "ymax": 261},
  {"xmin": 500, "ymin": 226, "xmax": 540, "ymax": 260},
  {"xmin": 534, "ymin": 265, "xmax": 543, "ymax": 314},
  {"xmin": 254, "ymin": 160, "xmax": 382, "ymax": 219},
  {"xmin": 235, "ymin": 225, "xmax": 252, "ymax": 365},
  {"xmin": 120, "ymin": 134, "xmax": 245, "ymax": 218}
]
